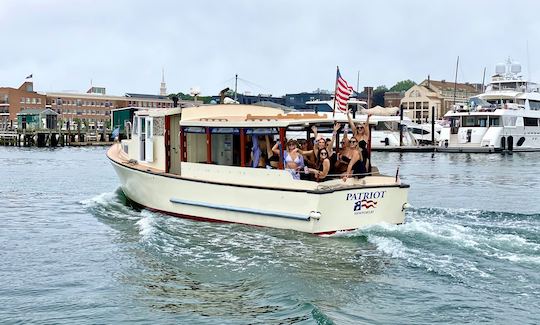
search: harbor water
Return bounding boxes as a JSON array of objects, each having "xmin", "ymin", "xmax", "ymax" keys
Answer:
[{"xmin": 0, "ymin": 147, "xmax": 538, "ymax": 324}]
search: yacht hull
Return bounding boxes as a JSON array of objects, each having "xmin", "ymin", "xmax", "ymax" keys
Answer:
[{"xmin": 108, "ymin": 150, "xmax": 409, "ymax": 235}]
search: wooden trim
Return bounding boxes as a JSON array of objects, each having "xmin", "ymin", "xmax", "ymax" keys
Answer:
[
  {"xmin": 240, "ymin": 128, "xmax": 246, "ymax": 167},
  {"xmin": 245, "ymin": 113, "xmax": 322, "ymax": 121},
  {"xmin": 278, "ymin": 127, "xmax": 285, "ymax": 170},
  {"xmin": 107, "ymin": 153, "xmax": 409, "ymax": 194},
  {"xmin": 180, "ymin": 127, "xmax": 186, "ymax": 162},
  {"xmin": 206, "ymin": 127, "xmax": 212, "ymax": 163},
  {"xmin": 165, "ymin": 115, "xmax": 171, "ymax": 173}
]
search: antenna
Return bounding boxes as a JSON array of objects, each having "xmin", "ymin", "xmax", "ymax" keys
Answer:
[
  {"xmin": 234, "ymin": 74, "xmax": 238, "ymax": 102},
  {"xmin": 527, "ymin": 40, "xmax": 531, "ymax": 90}
]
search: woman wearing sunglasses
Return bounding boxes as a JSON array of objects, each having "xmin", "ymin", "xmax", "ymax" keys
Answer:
[
  {"xmin": 272, "ymin": 138, "xmax": 305, "ymax": 180},
  {"xmin": 340, "ymin": 136, "xmax": 366, "ymax": 181},
  {"xmin": 347, "ymin": 112, "xmax": 371, "ymax": 172},
  {"xmin": 306, "ymin": 148, "xmax": 331, "ymax": 182}
]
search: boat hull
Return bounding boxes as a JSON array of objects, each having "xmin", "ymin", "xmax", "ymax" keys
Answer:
[{"xmin": 109, "ymin": 157, "xmax": 409, "ymax": 235}]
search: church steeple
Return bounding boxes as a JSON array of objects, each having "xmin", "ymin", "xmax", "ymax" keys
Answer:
[{"xmin": 160, "ymin": 68, "xmax": 167, "ymax": 96}]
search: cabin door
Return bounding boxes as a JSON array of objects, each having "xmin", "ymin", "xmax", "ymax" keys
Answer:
[
  {"xmin": 145, "ymin": 117, "xmax": 154, "ymax": 162},
  {"xmin": 138, "ymin": 116, "xmax": 146, "ymax": 161},
  {"xmin": 169, "ymin": 115, "xmax": 182, "ymax": 174}
]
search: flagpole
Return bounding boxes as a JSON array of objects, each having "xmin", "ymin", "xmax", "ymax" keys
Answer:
[{"xmin": 333, "ymin": 66, "xmax": 338, "ymax": 118}]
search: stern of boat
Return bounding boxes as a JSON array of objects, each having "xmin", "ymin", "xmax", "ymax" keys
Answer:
[{"xmin": 311, "ymin": 177, "xmax": 409, "ymax": 234}]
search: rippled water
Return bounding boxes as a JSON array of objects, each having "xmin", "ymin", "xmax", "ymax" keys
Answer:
[{"xmin": 0, "ymin": 147, "xmax": 539, "ymax": 324}]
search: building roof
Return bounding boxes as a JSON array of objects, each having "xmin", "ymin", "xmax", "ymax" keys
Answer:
[
  {"xmin": 17, "ymin": 108, "xmax": 58, "ymax": 115},
  {"xmin": 45, "ymin": 92, "xmax": 126, "ymax": 101},
  {"xmin": 125, "ymin": 93, "xmax": 171, "ymax": 100},
  {"xmin": 420, "ymin": 80, "xmax": 479, "ymax": 93}
]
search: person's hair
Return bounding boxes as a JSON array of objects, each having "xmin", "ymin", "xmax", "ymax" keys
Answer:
[
  {"xmin": 286, "ymin": 139, "xmax": 298, "ymax": 148},
  {"xmin": 317, "ymin": 148, "xmax": 329, "ymax": 171},
  {"xmin": 318, "ymin": 148, "xmax": 329, "ymax": 160}
]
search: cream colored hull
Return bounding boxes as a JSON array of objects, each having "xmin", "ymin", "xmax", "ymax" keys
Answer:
[{"xmin": 107, "ymin": 144, "xmax": 409, "ymax": 234}]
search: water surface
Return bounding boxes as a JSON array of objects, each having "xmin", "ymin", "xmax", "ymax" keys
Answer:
[{"xmin": 0, "ymin": 147, "xmax": 538, "ymax": 324}]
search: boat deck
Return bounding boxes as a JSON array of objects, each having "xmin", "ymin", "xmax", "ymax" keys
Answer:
[{"xmin": 107, "ymin": 144, "xmax": 406, "ymax": 192}]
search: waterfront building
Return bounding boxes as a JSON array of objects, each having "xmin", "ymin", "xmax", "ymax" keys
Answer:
[
  {"xmin": 285, "ymin": 87, "xmax": 373, "ymax": 111},
  {"xmin": 384, "ymin": 91, "xmax": 405, "ymax": 108},
  {"xmin": 17, "ymin": 108, "xmax": 58, "ymax": 130},
  {"xmin": 0, "ymin": 82, "xmax": 47, "ymax": 130},
  {"xmin": 46, "ymin": 87, "xmax": 126, "ymax": 130},
  {"xmin": 210, "ymin": 93, "xmax": 286, "ymax": 106},
  {"xmin": 400, "ymin": 79, "xmax": 480, "ymax": 123},
  {"xmin": 45, "ymin": 88, "xmax": 174, "ymax": 130},
  {"xmin": 284, "ymin": 91, "xmax": 332, "ymax": 110}
]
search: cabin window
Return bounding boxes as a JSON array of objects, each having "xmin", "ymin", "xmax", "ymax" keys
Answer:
[
  {"xmin": 503, "ymin": 116, "xmax": 517, "ymax": 127},
  {"xmin": 524, "ymin": 117, "xmax": 539, "ymax": 127},
  {"xmin": 182, "ymin": 127, "xmax": 281, "ymax": 168},
  {"xmin": 477, "ymin": 117, "xmax": 487, "ymax": 127},
  {"xmin": 133, "ymin": 117, "xmax": 138, "ymax": 135},
  {"xmin": 489, "ymin": 117, "xmax": 500, "ymax": 126},
  {"xmin": 529, "ymin": 101, "xmax": 540, "ymax": 110},
  {"xmin": 462, "ymin": 117, "xmax": 476, "ymax": 127}
]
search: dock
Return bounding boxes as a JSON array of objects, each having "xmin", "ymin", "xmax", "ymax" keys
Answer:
[
  {"xmin": 372, "ymin": 145, "xmax": 437, "ymax": 152},
  {"xmin": 0, "ymin": 130, "xmax": 113, "ymax": 147}
]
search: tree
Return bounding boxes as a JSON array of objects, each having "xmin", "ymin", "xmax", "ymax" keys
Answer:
[
  {"xmin": 372, "ymin": 85, "xmax": 388, "ymax": 107},
  {"xmin": 390, "ymin": 80, "xmax": 416, "ymax": 92},
  {"xmin": 168, "ymin": 92, "xmax": 213, "ymax": 104}
]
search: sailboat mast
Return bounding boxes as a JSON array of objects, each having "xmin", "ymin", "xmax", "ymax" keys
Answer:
[
  {"xmin": 356, "ymin": 71, "xmax": 360, "ymax": 99},
  {"xmin": 481, "ymin": 67, "xmax": 486, "ymax": 93},
  {"xmin": 453, "ymin": 56, "xmax": 459, "ymax": 107}
]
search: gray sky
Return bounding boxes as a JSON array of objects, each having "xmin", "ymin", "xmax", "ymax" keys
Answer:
[{"xmin": 1, "ymin": 0, "xmax": 539, "ymax": 97}]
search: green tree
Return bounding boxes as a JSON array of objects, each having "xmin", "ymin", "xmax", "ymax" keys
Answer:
[
  {"xmin": 390, "ymin": 80, "xmax": 416, "ymax": 92},
  {"xmin": 168, "ymin": 92, "xmax": 213, "ymax": 104},
  {"xmin": 372, "ymin": 85, "xmax": 388, "ymax": 107}
]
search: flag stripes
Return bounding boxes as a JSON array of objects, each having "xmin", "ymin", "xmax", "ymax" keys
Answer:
[{"xmin": 335, "ymin": 68, "xmax": 353, "ymax": 113}]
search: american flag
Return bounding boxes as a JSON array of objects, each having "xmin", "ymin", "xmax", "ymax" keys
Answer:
[{"xmin": 334, "ymin": 68, "xmax": 354, "ymax": 113}]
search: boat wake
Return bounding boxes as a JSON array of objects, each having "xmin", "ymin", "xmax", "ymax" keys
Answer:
[{"xmin": 344, "ymin": 206, "xmax": 540, "ymax": 283}]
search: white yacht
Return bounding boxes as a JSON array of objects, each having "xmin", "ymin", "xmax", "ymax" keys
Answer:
[
  {"xmin": 107, "ymin": 104, "xmax": 410, "ymax": 235},
  {"xmin": 439, "ymin": 59, "xmax": 540, "ymax": 152},
  {"xmin": 303, "ymin": 99, "xmax": 436, "ymax": 147}
]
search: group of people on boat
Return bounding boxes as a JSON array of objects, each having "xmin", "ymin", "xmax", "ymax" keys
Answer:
[{"xmin": 250, "ymin": 113, "xmax": 371, "ymax": 182}]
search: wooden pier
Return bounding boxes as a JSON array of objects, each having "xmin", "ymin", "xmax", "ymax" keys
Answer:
[{"xmin": 0, "ymin": 130, "xmax": 113, "ymax": 147}]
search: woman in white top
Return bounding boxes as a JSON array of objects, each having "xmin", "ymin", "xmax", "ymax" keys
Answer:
[{"xmin": 272, "ymin": 139, "xmax": 304, "ymax": 179}]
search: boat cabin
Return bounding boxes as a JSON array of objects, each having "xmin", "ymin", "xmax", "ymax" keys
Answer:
[{"xmin": 123, "ymin": 104, "xmax": 375, "ymax": 179}]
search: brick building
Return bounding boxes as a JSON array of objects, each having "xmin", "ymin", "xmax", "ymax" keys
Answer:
[
  {"xmin": 384, "ymin": 91, "xmax": 405, "ymax": 108},
  {"xmin": 0, "ymin": 82, "xmax": 47, "ymax": 130}
]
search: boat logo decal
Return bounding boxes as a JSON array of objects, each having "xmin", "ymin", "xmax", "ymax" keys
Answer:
[{"xmin": 346, "ymin": 190, "xmax": 386, "ymax": 215}]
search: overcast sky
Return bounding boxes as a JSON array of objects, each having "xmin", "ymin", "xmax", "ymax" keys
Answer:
[{"xmin": 1, "ymin": 0, "xmax": 539, "ymax": 97}]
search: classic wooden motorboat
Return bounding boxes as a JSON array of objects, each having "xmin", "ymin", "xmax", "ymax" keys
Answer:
[{"xmin": 107, "ymin": 104, "xmax": 410, "ymax": 235}]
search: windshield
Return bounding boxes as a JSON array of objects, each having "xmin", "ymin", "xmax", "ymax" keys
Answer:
[{"xmin": 469, "ymin": 97, "xmax": 492, "ymax": 109}]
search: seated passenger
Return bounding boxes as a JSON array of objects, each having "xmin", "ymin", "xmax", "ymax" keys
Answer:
[
  {"xmin": 251, "ymin": 135, "xmax": 264, "ymax": 168},
  {"xmin": 299, "ymin": 138, "xmax": 317, "ymax": 168},
  {"xmin": 251, "ymin": 136, "xmax": 267, "ymax": 168},
  {"xmin": 265, "ymin": 135, "xmax": 280, "ymax": 168},
  {"xmin": 273, "ymin": 139, "xmax": 304, "ymax": 180},
  {"xmin": 341, "ymin": 137, "xmax": 367, "ymax": 181},
  {"xmin": 307, "ymin": 148, "xmax": 331, "ymax": 182}
]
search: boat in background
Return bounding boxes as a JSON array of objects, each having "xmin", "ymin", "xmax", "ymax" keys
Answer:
[
  {"xmin": 439, "ymin": 59, "xmax": 540, "ymax": 153},
  {"xmin": 107, "ymin": 104, "xmax": 410, "ymax": 235},
  {"xmin": 302, "ymin": 99, "xmax": 437, "ymax": 147}
]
